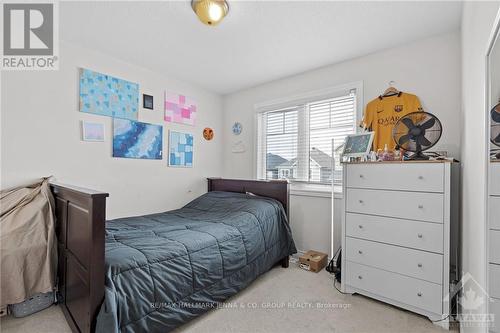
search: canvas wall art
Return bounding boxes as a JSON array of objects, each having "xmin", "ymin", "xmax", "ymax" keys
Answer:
[
  {"xmin": 164, "ymin": 91, "xmax": 196, "ymax": 126},
  {"xmin": 113, "ymin": 119, "xmax": 163, "ymax": 159},
  {"xmin": 80, "ymin": 68, "xmax": 139, "ymax": 120},
  {"xmin": 169, "ymin": 131, "xmax": 193, "ymax": 167},
  {"xmin": 82, "ymin": 121, "xmax": 105, "ymax": 142}
]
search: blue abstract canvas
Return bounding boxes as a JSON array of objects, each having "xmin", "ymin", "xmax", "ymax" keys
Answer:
[
  {"xmin": 113, "ymin": 119, "xmax": 163, "ymax": 159},
  {"xmin": 79, "ymin": 68, "xmax": 139, "ymax": 120},
  {"xmin": 169, "ymin": 131, "xmax": 193, "ymax": 167}
]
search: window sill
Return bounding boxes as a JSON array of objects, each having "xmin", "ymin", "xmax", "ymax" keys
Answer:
[{"xmin": 290, "ymin": 183, "xmax": 343, "ymax": 199}]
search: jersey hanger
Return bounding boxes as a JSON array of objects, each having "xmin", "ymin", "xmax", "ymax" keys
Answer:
[{"xmin": 381, "ymin": 80, "xmax": 402, "ymax": 98}]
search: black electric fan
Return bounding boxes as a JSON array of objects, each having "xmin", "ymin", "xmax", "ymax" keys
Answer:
[
  {"xmin": 393, "ymin": 112, "xmax": 443, "ymax": 160},
  {"xmin": 491, "ymin": 103, "xmax": 500, "ymax": 159}
]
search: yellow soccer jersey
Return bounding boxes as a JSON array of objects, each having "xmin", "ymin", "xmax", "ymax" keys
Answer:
[{"xmin": 362, "ymin": 92, "xmax": 423, "ymax": 151}]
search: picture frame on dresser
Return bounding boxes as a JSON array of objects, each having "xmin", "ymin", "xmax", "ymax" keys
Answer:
[
  {"xmin": 341, "ymin": 132, "xmax": 374, "ymax": 159},
  {"xmin": 340, "ymin": 161, "xmax": 460, "ymax": 330},
  {"xmin": 486, "ymin": 8, "xmax": 500, "ymax": 333}
]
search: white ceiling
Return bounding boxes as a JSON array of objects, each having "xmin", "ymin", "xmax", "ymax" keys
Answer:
[{"xmin": 60, "ymin": 1, "xmax": 462, "ymax": 95}]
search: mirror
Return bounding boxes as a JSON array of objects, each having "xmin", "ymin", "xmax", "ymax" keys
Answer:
[
  {"xmin": 489, "ymin": 28, "xmax": 500, "ymax": 160},
  {"xmin": 486, "ymin": 12, "xmax": 500, "ymax": 333}
]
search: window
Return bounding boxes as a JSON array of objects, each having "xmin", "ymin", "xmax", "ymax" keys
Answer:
[{"xmin": 257, "ymin": 86, "xmax": 358, "ymax": 185}]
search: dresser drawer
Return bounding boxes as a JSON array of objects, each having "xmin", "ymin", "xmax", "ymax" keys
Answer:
[
  {"xmin": 489, "ymin": 230, "xmax": 500, "ymax": 264},
  {"xmin": 346, "ymin": 188, "xmax": 444, "ymax": 223},
  {"xmin": 346, "ymin": 237, "xmax": 443, "ymax": 284},
  {"xmin": 491, "ymin": 163, "xmax": 500, "ymax": 196},
  {"xmin": 491, "ymin": 230, "xmax": 500, "ymax": 264},
  {"xmin": 347, "ymin": 163, "xmax": 444, "ymax": 193},
  {"xmin": 490, "ymin": 297, "xmax": 500, "ymax": 333},
  {"xmin": 346, "ymin": 261, "xmax": 442, "ymax": 314},
  {"xmin": 346, "ymin": 213, "xmax": 443, "ymax": 253},
  {"xmin": 490, "ymin": 264, "xmax": 500, "ymax": 299},
  {"xmin": 490, "ymin": 197, "xmax": 500, "ymax": 230}
]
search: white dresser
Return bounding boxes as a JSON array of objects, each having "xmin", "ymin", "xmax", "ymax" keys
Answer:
[
  {"xmin": 489, "ymin": 161, "xmax": 500, "ymax": 333},
  {"xmin": 341, "ymin": 161, "xmax": 459, "ymax": 328}
]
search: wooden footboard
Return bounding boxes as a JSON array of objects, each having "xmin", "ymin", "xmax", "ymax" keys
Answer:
[{"xmin": 50, "ymin": 183, "xmax": 108, "ymax": 333}]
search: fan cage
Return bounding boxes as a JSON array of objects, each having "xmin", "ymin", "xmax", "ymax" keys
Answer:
[
  {"xmin": 491, "ymin": 104, "xmax": 500, "ymax": 148},
  {"xmin": 392, "ymin": 111, "xmax": 443, "ymax": 153},
  {"xmin": 491, "ymin": 126, "xmax": 500, "ymax": 148}
]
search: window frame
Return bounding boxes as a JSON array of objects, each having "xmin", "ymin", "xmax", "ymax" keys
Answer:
[{"xmin": 254, "ymin": 81, "xmax": 364, "ymax": 188}]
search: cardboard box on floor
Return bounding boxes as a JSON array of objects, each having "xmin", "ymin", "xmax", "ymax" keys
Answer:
[{"xmin": 299, "ymin": 250, "xmax": 328, "ymax": 272}]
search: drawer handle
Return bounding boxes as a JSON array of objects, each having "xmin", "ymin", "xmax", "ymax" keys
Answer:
[
  {"xmin": 418, "ymin": 204, "xmax": 424, "ymax": 209},
  {"xmin": 359, "ymin": 174, "xmax": 364, "ymax": 178},
  {"xmin": 418, "ymin": 176, "xmax": 424, "ymax": 180},
  {"xmin": 417, "ymin": 234, "xmax": 423, "ymax": 239},
  {"xmin": 358, "ymin": 225, "xmax": 363, "ymax": 229},
  {"xmin": 417, "ymin": 263, "xmax": 423, "ymax": 268},
  {"xmin": 358, "ymin": 250, "xmax": 363, "ymax": 254},
  {"xmin": 417, "ymin": 292, "xmax": 423, "ymax": 297},
  {"xmin": 359, "ymin": 200, "xmax": 364, "ymax": 204},
  {"xmin": 358, "ymin": 275, "xmax": 363, "ymax": 280}
]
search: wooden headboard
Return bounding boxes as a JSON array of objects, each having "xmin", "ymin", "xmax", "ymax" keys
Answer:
[{"xmin": 207, "ymin": 178, "xmax": 290, "ymax": 217}]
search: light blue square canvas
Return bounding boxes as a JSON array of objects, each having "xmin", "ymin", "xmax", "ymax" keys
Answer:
[
  {"xmin": 79, "ymin": 68, "xmax": 139, "ymax": 120},
  {"xmin": 169, "ymin": 131, "xmax": 193, "ymax": 167}
]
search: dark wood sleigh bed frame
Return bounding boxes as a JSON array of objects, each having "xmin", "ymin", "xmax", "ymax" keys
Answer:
[{"xmin": 50, "ymin": 178, "xmax": 290, "ymax": 333}]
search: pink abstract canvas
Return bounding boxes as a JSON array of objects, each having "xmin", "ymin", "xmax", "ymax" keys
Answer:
[{"xmin": 164, "ymin": 91, "xmax": 197, "ymax": 126}]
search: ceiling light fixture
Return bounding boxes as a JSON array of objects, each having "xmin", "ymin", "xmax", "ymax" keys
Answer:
[{"xmin": 191, "ymin": 0, "xmax": 229, "ymax": 26}]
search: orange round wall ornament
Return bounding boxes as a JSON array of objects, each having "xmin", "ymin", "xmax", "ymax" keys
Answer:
[{"xmin": 203, "ymin": 127, "xmax": 214, "ymax": 141}]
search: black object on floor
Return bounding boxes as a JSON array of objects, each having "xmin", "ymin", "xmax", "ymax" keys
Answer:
[{"xmin": 326, "ymin": 248, "xmax": 342, "ymax": 283}]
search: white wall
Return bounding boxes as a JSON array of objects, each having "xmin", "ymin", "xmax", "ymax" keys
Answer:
[
  {"xmin": 491, "ymin": 31, "xmax": 500, "ymax": 108},
  {"xmin": 222, "ymin": 32, "xmax": 461, "ymax": 256},
  {"xmin": 1, "ymin": 41, "xmax": 224, "ymax": 219},
  {"xmin": 289, "ymin": 193, "xmax": 343, "ymax": 256},
  {"xmin": 461, "ymin": 2, "xmax": 500, "ymax": 331}
]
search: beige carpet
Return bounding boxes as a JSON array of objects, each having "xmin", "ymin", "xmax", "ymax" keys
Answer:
[{"xmin": 0, "ymin": 265, "xmax": 455, "ymax": 333}]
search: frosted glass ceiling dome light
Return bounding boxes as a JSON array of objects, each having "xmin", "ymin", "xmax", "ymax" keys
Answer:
[{"xmin": 191, "ymin": 0, "xmax": 229, "ymax": 26}]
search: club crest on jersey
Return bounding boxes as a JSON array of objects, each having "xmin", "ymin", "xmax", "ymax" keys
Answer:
[{"xmin": 394, "ymin": 105, "xmax": 403, "ymax": 112}]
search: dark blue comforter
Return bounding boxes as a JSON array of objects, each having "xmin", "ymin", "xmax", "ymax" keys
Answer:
[{"xmin": 96, "ymin": 191, "xmax": 296, "ymax": 332}]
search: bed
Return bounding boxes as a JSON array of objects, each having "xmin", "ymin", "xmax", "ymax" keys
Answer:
[{"xmin": 50, "ymin": 178, "xmax": 295, "ymax": 333}]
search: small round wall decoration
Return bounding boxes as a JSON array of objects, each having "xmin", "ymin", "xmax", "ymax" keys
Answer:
[
  {"xmin": 232, "ymin": 122, "xmax": 242, "ymax": 135},
  {"xmin": 203, "ymin": 127, "xmax": 214, "ymax": 141}
]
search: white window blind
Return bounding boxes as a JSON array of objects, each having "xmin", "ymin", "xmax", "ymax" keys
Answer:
[{"xmin": 257, "ymin": 90, "xmax": 356, "ymax": 185}]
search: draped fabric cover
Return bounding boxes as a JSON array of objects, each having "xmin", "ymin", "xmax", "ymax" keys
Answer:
[{"xmin": 0, "ymin": 178, "xmax": 57, "ymax": 307}]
